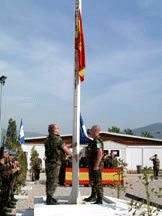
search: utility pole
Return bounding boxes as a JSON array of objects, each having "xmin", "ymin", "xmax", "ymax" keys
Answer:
[{"xmin": 0, "ymin": 75, "xmax": 7, "ymax": 147}]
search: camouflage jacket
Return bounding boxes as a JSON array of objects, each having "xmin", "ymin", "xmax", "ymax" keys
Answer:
[
  {"xmin": 45, "ymin": 134, "xmax": 65, "ymax": 165},
  {"xmin": 106, "ymin": 156, "xmax": 118, "ymax": 168},
  {"xmin": 152, "ymin": 158, "xmax": 160, "ymax": 169},
  {"xmin": 87, "ymin": 136, "xmax": 104, "ymax": 167}
]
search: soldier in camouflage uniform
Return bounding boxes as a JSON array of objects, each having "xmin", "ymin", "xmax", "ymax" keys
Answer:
[
  {"xmin": 149, "ymin": 154, "xmax": 160, "ymax": 180},
  {"xmin": 0, "ymin": 147, "xmax": 19, "ymax": 212},
  {"xmin": 84, "ymin": 125, "xmax": 104, "ymax": 204},
  {"xmin": 104, "ymin": 151, "xmax": 118, "ymax": 168},
  {"xmin": 45, "ymin": 124, "xmax": 73, "ymax": 205}
]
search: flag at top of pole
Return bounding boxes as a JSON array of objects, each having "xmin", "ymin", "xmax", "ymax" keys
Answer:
[
  {"xmin": 75, "ymin": 4, "xmax": 86, "ymax": 82},
  {"xmin": 19, "ymin": 119, "xmax": 25, "ymax": 144}
]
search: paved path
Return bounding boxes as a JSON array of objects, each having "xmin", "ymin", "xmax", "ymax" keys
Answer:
[{"xmin": 13, "ymin": 172, "xmax": 162, "ymax": 215}]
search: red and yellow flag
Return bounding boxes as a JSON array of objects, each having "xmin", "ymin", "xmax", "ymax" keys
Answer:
[{"xmin": 75, "ymin": 10, "xmax": 86, "ymax": 82}]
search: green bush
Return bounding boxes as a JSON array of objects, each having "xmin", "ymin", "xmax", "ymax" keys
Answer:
[
  {"xmin": 16, "ymin": 147, "xmax": 28, "ymax": 193},
  {"xmin": 30, "ymin": 146, "xmax": 39, "ymax": 181}
]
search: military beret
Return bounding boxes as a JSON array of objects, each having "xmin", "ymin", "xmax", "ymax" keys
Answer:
[
  {"xmin": 8, "ymin": 151, "xmax": 16, "ymax": 156},
  {"xmin": 3, "ymin": 147, "xmax": 9, "ymax": 152}
]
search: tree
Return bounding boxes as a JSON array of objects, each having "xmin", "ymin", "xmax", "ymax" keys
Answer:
[
  {"xmin": 108, "ymin": 126, "xmax": 121, "ymax": 133},
  {"xmin": 16, "ymin": 147, "xmax": 28, "ymax": 192},
  {"xmin": 30, "ymin": 146, "xmax": 39, "ymax": 181},
  {"xmin": 4, "ymin": 118, "xmax": 27, "ymax": 192},
  {"xmin": 124, "ymin": 128, "xmax": 134, "ymax": 135},
  {"xmin": 141, "ymin": 131, "xmax": 154, "ymax": 138},
  {"xmin": 5, "ymin": 118, "xmax": 20, "ymax": 150}
]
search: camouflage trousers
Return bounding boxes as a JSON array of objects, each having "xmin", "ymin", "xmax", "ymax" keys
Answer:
[
  {"xmin": 89, "ymin": 166, "xmax": 103, "ymax": 198},
  {"xmin": 45, "ymin": 161, "xmax": 61, "ymax": 198}
]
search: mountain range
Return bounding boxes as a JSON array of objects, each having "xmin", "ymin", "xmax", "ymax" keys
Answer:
[
  {"xmin": 1, "ymin": 129, "xmax": 45, "ymax": 139},
  {"xmin": 2, "ymin": 123, "xmax": 162, "ymax": 139},
  {"xmin": 132, "ymin": 123, "xmax": 162, "ymax": 139}
]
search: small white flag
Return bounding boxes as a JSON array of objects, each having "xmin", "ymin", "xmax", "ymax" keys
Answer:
[{"xmin": 19, "ymin": 119, "xmax": 25, "ymax": 144}]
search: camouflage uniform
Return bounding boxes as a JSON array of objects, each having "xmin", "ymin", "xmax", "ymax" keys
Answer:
[
  {"xmin": 45, "ymin": 133, "xmax": 65, "ymax": 199},
  {"xmin": 106, "ymin": 156, "xmax": 118, "ymax": 168},
  {"xmin": 152, "ymin": 157, "xmax": 160, "ymax": 179},
  {"xmin": 0, "ymin": 151, "xmax": 15, "ymax": 210},
  {"xmin": 58, "ymin": 150, "xmax": 66, "ymax": 185},
  {"xmin": 34, "ymin": 158, "xmax": 42, "ymax": 181},
  {"xmin": 87, "ymin": 136, "xmax": 104, "ymax": 199}
]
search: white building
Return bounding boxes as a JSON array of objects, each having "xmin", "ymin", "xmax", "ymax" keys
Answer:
[{"xmin": 22, "ymin": 132, "xmax": 162, "ymax": 171}]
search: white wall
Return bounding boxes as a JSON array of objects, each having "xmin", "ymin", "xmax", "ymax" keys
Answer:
[
  {"xmin": 22, "ymin": 143, "xmax": 86, "ymax": 169},
  {"xmin": 22, "ymin": 142, "xmax": 162, "ymax": 171},
  {"xmin": 22, "ymin": 144, "xmax": 45, "ymax": 169},
  {"xmin": 127, "ymin": 146, "xmax": 162, "ymax": 170},
  {"xmin": 104, "ymin": 143, "xmax": 162, "ymax": 170},
  {"xmin": 104, "ymin": 141, "xmax": 127, "ymax": 162},
  {"xmin": 143, "ymin": 147, "xmax": 162, "ymax": 169},
  {"xmin": 126, "ymin": 147, "xmax": 142, "ymax": 170},
  {"xmin": 22, "ymin": 141, "xmax": 128, "ymax": 169}
]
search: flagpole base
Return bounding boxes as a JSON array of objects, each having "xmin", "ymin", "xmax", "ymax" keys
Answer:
[{"xmin": 69, "ymin": 188, "xmax": 82, "ymax": 204}]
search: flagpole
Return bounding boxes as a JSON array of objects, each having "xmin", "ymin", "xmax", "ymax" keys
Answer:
[{"xmin": 69, "ymin": 0, "xmax": 82, "ymax": 204}]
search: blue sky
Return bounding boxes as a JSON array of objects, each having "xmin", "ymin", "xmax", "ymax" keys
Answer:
[{"xmin": 0, "ymin": 0, "xmax": 162, "ymax": 135}]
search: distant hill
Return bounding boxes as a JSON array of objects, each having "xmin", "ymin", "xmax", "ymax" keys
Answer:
[
  {"xmin": 133, "ymin": 123, "xmax": 162, "ymax": 139},
  {"xmin": 1, "ymin": 129, "xmax": 45, "ymax": 139},
  {"xmin": 24, "ymin": 132, "xmax": 46, "ymax": 137},
  {"xmin": 2, "ymin": 122, "xmax": 162, "ymax": 140}
]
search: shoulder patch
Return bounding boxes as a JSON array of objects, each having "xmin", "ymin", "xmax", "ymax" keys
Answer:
[{"xmin": 97, "ymin": 142, "xmax": 102, "ymax": 149}]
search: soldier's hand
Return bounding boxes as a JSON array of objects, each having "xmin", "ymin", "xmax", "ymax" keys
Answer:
[
  {"xmin": 94, "ymin": 165, "xmax": 99, "ymax": 171},
  {"xmin": 3, "ymin": 171, "xmax": 11, "ymax": 176},
  {"xmin": 0, "ymin": 158, "xmax": 5, "ymax": 164}
]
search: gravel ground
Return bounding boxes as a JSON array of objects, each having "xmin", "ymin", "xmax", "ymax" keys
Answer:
[{"xmin": 9, "ymin": 172, "xmax": 162, "ymax": 215}]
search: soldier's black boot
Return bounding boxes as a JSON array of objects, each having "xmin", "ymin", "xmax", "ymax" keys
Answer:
[
  {"xmin": 84, "ymin": 194, "xmax": 97, "ymax": 202},
  {"xmin": 7, "ymin": 201, "xmax": 16, "ymax": 208},
  {"xmin": 93, "ymin": 197, "xmax": 103, "ymax": 204},
  {"xmin": 11, "ymin": 194, "xmax": 18, "ymax": 202},
  {"xmin": 46, "ymin": 195, "xmax": 57, "ymax": 205}
]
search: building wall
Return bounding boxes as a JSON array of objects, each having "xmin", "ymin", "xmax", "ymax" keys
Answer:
[
  {"xmin": 103, "ymin": 141, "xmax": 127, "ymax": 162},
  {"xmin": 126, "ymin": 146, "xmax": 162, "ymax": 170},
  {"xmin": 126, "ymin": 147, "xmax": 142, "ymax": 170},
  {"xmin": 22, "ymin": 142, "xmax": 162, "ymax": 171},
  {"xmin": 22, "ymin": 143, "xmax": 86, "ymax": 169},
  {"xmin": 22, "ymin": 143, "xmax": 45, "ymax": 170},
  {"xmin": 104, "ymin": 142, "xmax": 162, "ymax": 170}
]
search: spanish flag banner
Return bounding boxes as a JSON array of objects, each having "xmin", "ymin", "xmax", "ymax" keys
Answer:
[{"xmin": 75, "ymin": 10, "xmax": 86, "ymax": 82}]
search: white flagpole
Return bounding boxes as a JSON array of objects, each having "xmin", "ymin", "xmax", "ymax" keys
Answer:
[{"xmin": 69, "ymin": 0, "xmax": 82, "ymax": 204}]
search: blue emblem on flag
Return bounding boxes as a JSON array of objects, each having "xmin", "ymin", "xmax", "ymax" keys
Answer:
[{"xmin": 80, "ymin": 114, "xmax": 91, "ymax": 144}]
